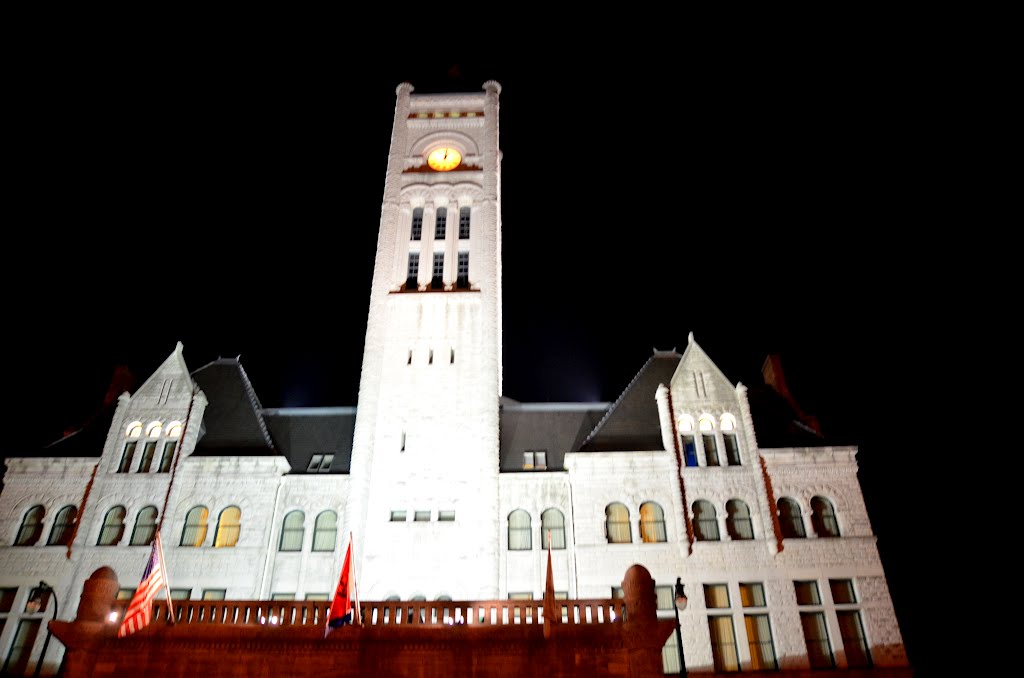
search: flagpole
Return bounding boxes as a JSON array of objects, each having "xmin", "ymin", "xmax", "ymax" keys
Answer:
[{"xmin": 155, "ymin": 531, "xmax": 176, "ymax": 625}]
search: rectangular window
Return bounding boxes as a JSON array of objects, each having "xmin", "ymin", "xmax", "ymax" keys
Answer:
[
  {"xmin": 704, "ymin": 584, "xmax": 730, "ymax": 609},
  {"xmin": 158, "ymin": 441, "xmax": 175, "ymax": 473},
  {"xmin": 407, "ymin": 252, "xmax": 420, "ymax": 288},
  {"xmin": 0, "ymin": 587, "xmax": 16, "ymax": 612},
  {"xmin": 202, "ymin": 589, "xmax": 226, "ymax": 601},
  {"xmin": 703, "ymin": 434, "xmax": 719, "ymax": 466},
  {"xmin": 724, "ymin": 433, "xmax": 741, "ymax": 465},
  {"xmin": 414, "ymin": 510, "xmax": 431, "ymax": 522},
  {"xmin": 438, "ymin": 511, "xmax": 455, "ymax": 522},
  {"xmin": 138, "ymin": 442, "xmax": 156, "ymax": 472},
  {"xmin": 271, "ymin": 593, "xmax": 295, "ymax": 601},
  {"xmin": 434, "ymin": 207, "xmax": 447, "ymax": 239},
  {"xmin": 411, "ymin": 208, "xmax": 423, "ymax": 241},
  {"xmin": 837, "ymin": 610, "xmax": 872, "ymax": 668},
  {"xmin": 654, "ymin": 585, "xmax": 674, "ymax": 611},
  {"xmin": 4, "ymin": 619, "xmax": 41, "ymax": 676},
  {"xmin": 170, "ymin": 588, "xmax": 192, "ymax": 600},
  {"xmin": 508, "ymin": 592, "xmax": 533, "ymax": 600},
  {"xmin": 456, "ymin": 252, "xmax": 469, "ymax": 289},
  {"xmin": 681, "ymin": 435, "xmax": 697, "ymax": 467},
  {"xmin": 523, "ymin": 451, "xmax": 534, "ymax": 469},
  {"xmin": 431, "ymin": 252, "xmax": 444, "ymax": 289},
  {"xmin": 739, "ymin": 582, "xmax": 766, "ymax": 607},
  {"xmin": 459, "ymin": 207, "xmax": 470, "ymax": 239},
  {"xmin": 662, "ymin": 629, "xmax": 682, "ymax": 674},
  {"xmin": 118, "ymin": 441, "xmax": 137, "ymax": 473},
  {"xmin": 611, "ymin": 586, "xmax": 624, "ymax": 599},
  {"xmin": 307, "ymin": 454, "xmax": 324, "ymax": 472},
  {"xmin": 116, "ymin": 588, "xmax": 135, "ymax": 600},
  {"xmin": 305, "ymin": 593, "xmax": 330, "ymax": 601},
  {"xmin": 390, "ymin": 511, "xmax": 407, "ymax": 522},
  {"xmin": 794, "ymin": 581, "xmax": 821, "ymax": 606},
  {"xmin": 534, "ymin": 450, "xmax": 546, "ymax": 469},
  {"xmin": 744, "ymin": 614, "xmax": 778, "ymax": 670},
  {"xmin": 800, "ymin": 612, "xmax": 835, "ymax": 669},
  {"xmin": 829, "ymin": 579, "xmax": 857, "ymax": 604},
  {"xmin": 708, "ymin": 615, "xmax": 740, "ymax": 672},
  {"xmin": 319, "ymin": 454, "xmax": 334, "ymax": 473}
]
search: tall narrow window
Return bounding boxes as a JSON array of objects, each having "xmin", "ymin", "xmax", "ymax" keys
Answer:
[
  {"xmin": 778, "ymin": 498, "xmax": 806, "ymax": 538},
  {"xmin": 745, "ymin": 614, "xmax": 778, "ymax": 670},
  {"xmin": 411, "ymin": 207, "xmax": 423, "ymax": 240},
  {"xmin": 138, "ymin": 441, "xmax": 157, "ymax": 472},
  {"xmin": 703, "ymin": 434, "xmax": 719, "ymax": 466},
  {"xmin": 431, "ymin": 252, "xmax": 444, "ymax": 290},
  {"xmin": 118, "ymin": 441, "xmax": 137, "ymax": 472},
  {"xmin": 214, "ymin": 506, "xmax": 241, "ymax": 548},
  {"xmin": 726, "ymin": 499, "xmax": 754, "ymax": 540},
  {"xmin": 97, "ymin": 506, "xmax": 126, "ymax": 546},
  {"xmin": 459, "ymin": 206, "xmax": 470, "ymax": 239},
  {"xmin": 681, "ymin": 435, "xmax": 697, "ymax": 467},
  {"xmin": 4, "ymin": 619, "xmax": 41, "ymax": 677},
  {"xmin": 639, "ymin": 502, "xmax": 667, "ymax": 543},
  {"xmin": 279, "ymin": 510, "xmax": 305, "ymax": 552},
  {"xmin": 692, "ymin": 500, "xmax": 719, "ymax": 541},
  {"xmin": 541, "ymin": 508, "xmax": 566, "ymax": 549},
  {"xmin": 15, "ymin": 505, "xmax": 45, "ymax": 546},
  {"xmin": 47, "ymin": 505, "xmax": 77, "ymax": 546},
  {"xmin": 605, "ymin": 503, "xmax": 631, "ymax": 544},
  {"xmin": 811, "ymin": 496, "xmax": 840, "ymax": 537},
  {"xmin": 434, "ymin": 207, "xmax": 447, "ymax": 239},
  {"xmin": 456, "ymin": 252, "xmax": 469, "ymax": 289},
  {"xmin": 723, "ymin": 433, "xmax": 741, "ymax": 465},
  {"xmin": 407, "ymin": 252, "xmax": 420, "ymax": 289},
  {"xmin": 158, "ymin": 441, "xmax": 176, "ymax": 473},
  {"xmin": 708, "ymin": 615, "xmax": 740, "ymax": 672},
  {"xmin": 837, "ymin": 611, "xmax": 872, "ymax": 668},
  {"xmin": 313, "ymin": 510, "xmax": 338, "ymax": 551},
  {"xmin": 180, "ymin": 506, "xmax": 209, "ymax": 547},
  {"xmin": 508, "ymin": 509, "xmax": 532, "ymax": 550},
  {"xmin": 130, "ymin": 506, "xmax": 158, "ymax": 546},
  {"xmin": 801, "ymin": 612, "xmax": 835, "ymax": 668}
]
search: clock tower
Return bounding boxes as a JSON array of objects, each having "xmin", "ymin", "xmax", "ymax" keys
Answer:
[{"xmin": 345, "ymin": 81, "xmax": 503, "ymax": 599}]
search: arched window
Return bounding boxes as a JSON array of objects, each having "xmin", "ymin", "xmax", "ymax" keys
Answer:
[
  {"xmin": 639, "ymin": 502, "xmax": 667, "ymax": 543},
  {"xmin": 279, "ymin": 511, "xmax": 304, "ymax": 551},
  {"xmin": 678, "ymin": 414, "xmax": 695, "ymax": 432},
  {"xmin": 47, "ymin": 505, "xmax": 78, "ymax": 546},
  {"xmin": 411, "ymin": 207, "xmax": 423, "ymax": 240},
  {"xmin": 508, "ymin": 510, "xmax": 532, "ymax": 550},
  {"xmin": 180, "ymin": 506, "xmax": 209, "ymax": 547},
  {"xmin": 435, "ymin": 206, "xmax": 447, "ymax": 239},
  {"xmin": 698, "ymin": 415, "xmax": 715, "ymax": 432},
  {"xmin": 605, "ymin": 503, "xmax": 631, "ymax": 544},
  {"xmin": 436, "ymin": 594, "xmax": 452, "ymax": 601},
  {"xmin": 126, "ymin": 421, "xmax": 143, "ymax": 438},
  {"xmin": 726, "ymin": 499, "xmax": 754, "ymax": 540},
  {"xmin": 130, "ymin": 506, "xmax": 158, "ymax": 546},
  {"xmin": 214, "ymin": 506, "xmax": 241, "ymax": 547},
  {"xmin": 778, "ymin": 498, "xmax": 806, "ymax": 538},
  {"xmin": 811, "ymin": 496, "xmax": 840, "ymax": 538},
  {"xmin": 692, "ymin": 500, "xmax": 719, "ymax": 541},
  {"xmin": 313, "ymin": 510, "xmax": 338, "ymax": 552},
  {"xmin": 720, "ymin": 413, "xmax": 737, "ymax": 431},
  {"xmin": 97, "ymin": 506, "xmax": 126, "ymax": 546},
  {"xmin": 541, "ymin": 508, "xmax": 566, "ymax": 549},
  {"xmin": 15, "ymin": 505, "xmax": 45, "ymax": 546},
  {"xmin": 145, "ymin": 421, "xmax": 162, "ymax": 438},
  {"xmin": 385, "ymin": 595, "xmax": 400, "ymax": 602},
  {"xmin": 166, "ymin": 421, "xmax": 183, "ymax": 438}
]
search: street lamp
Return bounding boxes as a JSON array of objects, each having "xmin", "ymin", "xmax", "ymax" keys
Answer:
[
  {"xmin": 672, "ymin": 577, "xmax": 688, "ymax": 678},
  {"xmin": 30, "ymin": 581, "xmax": 58, "ymax": 678}
]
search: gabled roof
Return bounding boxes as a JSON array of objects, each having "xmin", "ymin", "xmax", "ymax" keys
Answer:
[
  {"xmin": 499, "ymin": 402, "xmax": 608, "ymax": 471},
  {"xmin": 578, "ymin": 350, "xmax": 681, "ymax": 453},
  {"xmin": 190, "ymin": 358, "xmax": 277, "ymax": 455},
  {"xmin": 262, "ymin": 408, "xmax": 356, "ymax": 473}
]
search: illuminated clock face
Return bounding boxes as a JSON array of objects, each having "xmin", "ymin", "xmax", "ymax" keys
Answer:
[{"xmin": 427, "ymin": 147, "xmax": 462, "ymax": 171}]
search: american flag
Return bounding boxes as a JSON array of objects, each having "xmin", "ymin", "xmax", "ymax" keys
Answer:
[{"xmin": 118, "ymin": 531, "xmax": 170, "ymax": 637}]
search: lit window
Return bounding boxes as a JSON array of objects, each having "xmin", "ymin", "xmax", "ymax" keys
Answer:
[
  {"xmin": 541, "ymin": 508, "xmax": 565, "ymax": 549},
  {"xmin": 271, "ymin": 593, "xmax": 295, "ymax": 601},
  {"xmin": 138, "ymin": 442, "xmax": 157, "ymax": 473},
  {"xmin": 745, "ymin": 614, "xmax": 778, "ymax": 670},
  {"xmin": 214, "ymin": 506, "xmax": 241, "ymax": 547},
  {"xmin": 509, "ymin": 592, "xmax": 533, "ymax": 601},
  {"xmin": 435, "ymin": 207, "xmax": 447, "ymax": 239},
  {"xmin": 130, "ymin": 506, "xmax": 158, "ymax": 546},
  {"xmin": 459, "ymin": 207, "xmax": 470, "ymax": 239},
  {"xmin": 654, "ymin": 586, "xmax": 674, "ymax": 610},
  {"xmin": 166, "ymin": 421, "xmax": 182, "ymax": 438},
  {"xmin": 279, "ymin": 511, "xmax": 305, "ymax": 552},
  {"xmin": 456, "ymin": 252, "xmax": 469, "ymax": 289},
  {"xmin": 811, "ymin": 496, "xmax": 840, "ymax": 538},
  {"xmin": 639, "ymin": 502, "xmax": 667, "ymax": 543},
  {"xmin": 411, "ymin": 208, "xmax": 423, "ymax": 241},
  {"xmin": 523, "ymin": 452, "xmax": 534, "ymax": 469},
  {"xmin": 390, "ymin": 511, "xmax": 406, "ymax": 522},
  {"xmin": 725, "ymin": 499, "xmax": 754, "ymax": 540},
  {"xmin": 126, "ymin": 422, "xmax": 143, "ymax": 438},
  {"xmin": 170, "ymin": 589, "xmax": 192, "ymax": 600},
  {"xmin": 678, "ymin": 414, "xmax": 694, "ymax": 432},
  {"xmin": 115, "ymin": 588, "xmax": 133, "ymax": 601},
  {"xmin": 692, "ymin": 500, "xmax": 719, "ymax": 541},
  {"xmin": 407, "ymin": 252, "xmax": 420, "ymax": 289},
  {"xmin": 720, "ymin": 413, "xmax": 736, "ymax": 431},
  {"xmin": 778, "ymin": 498, "xmax": 806, "ymax": 538},
  {"xmin": 312, "ymin": 510, "xmax": 337, "ymax": 551},
  {"xmin": 46, "ymin": 505, "xmax": 78, "ymax": 546},
  {"xmin": 524, "ymin": 449, "xmax": 547, "ymax": 470},
  {"xmin": 508, "ymin": 509, "xmax": 531, "ymax": 550},
  {"xmin": 145, "ymin": 421, "xmax": 162, "ymax": 438},
  {"xmin": 305, "ymin": 593, "xmax": 330, "ymax": 601},
  {"xmin": 180, "ymin": 506, "xmax": 209, "ymax": 547},
  {"xmin": 605, "ymin": 503, "xmax": 631, "ymax": 544},
  {"xmin": 438, "ymin": 511, "xmax": 455, "ymax": 522},
  {"xmin": 97, "ymin": 506, "xmax": 126, "ymax": 546},
  {"xmin": 202, "ymin": 590, "xmax": 226, "ymax": 601},
  {"xmin": 680, "ymin": 435, "xmax": 697, "ymax": 467},
  {"xmin": 704, "ymin": 584, "xmax": 730, "ymax": 608},
  {"xmin": 794, "ymin": 581, "xmax": 821, "ymax": 606},
  {"xmin": 117, "ymin": 442, "xmax": 137, "ymax": 473},
  {"xmin": 709, "ymin": 615, "xmax": 740, "ymax": 672},
  {"xmin": 698, "ymin": 415, "xmax": 715, "ymax": 431},
  {"xmin": 739, "ymin": 583, "xmax": 766, "ymax": 607},
  {"xmin": 414, "ymin": 510, "xmax": 431, "ymax": 522}
]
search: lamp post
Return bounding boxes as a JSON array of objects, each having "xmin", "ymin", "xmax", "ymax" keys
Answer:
[
  {"xmin": 30, "ymin": 581, "xmax": 58, "ymax": 678},
  {"xmin": 673, "ymin": 577, "xmax": 688, "ymax": 678}
]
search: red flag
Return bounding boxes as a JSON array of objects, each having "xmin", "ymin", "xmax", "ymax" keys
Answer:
[
  {"xmin": 118, "ymin": 531, "xmax": 171, "ymax": 637},
  {"xmin": 326, "ymin": 536, "xmax": 360, "ymax": 631}
]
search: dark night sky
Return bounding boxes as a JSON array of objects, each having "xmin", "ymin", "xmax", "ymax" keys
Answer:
[{"xmin": 6, "ymin": 46, "xmax": 941, "ymax": 672}]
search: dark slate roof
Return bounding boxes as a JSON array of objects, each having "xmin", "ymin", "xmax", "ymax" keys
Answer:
[
  {"xmin": 190, "ymin": 359, "xmax": 277, "ymax": 455},
  {"xmin": 499, "ymin": 401, "xmax": 608, "ymax": 472},
  {"xmin": 578, "ymin": 351, "xmax": 681, "ymax": 453},
  {"xmin": 262, "ymin": 408, "xmax": 356, "ymax": 473}
]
